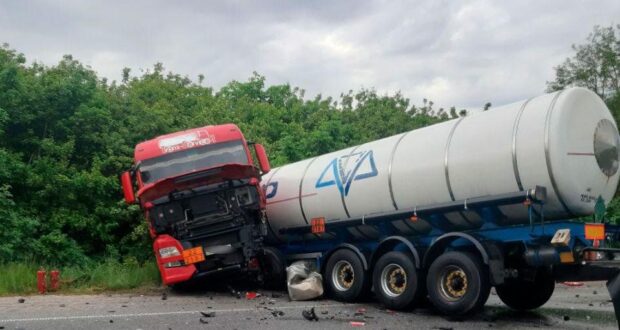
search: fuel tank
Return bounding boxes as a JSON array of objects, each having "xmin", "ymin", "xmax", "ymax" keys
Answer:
[{"xmin": 263, "ymin": 88, "xmax": 620, "ymax": 242}]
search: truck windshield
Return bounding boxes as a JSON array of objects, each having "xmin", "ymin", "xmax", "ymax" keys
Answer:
[{"xmin": 139, "ymin": 140, "xmax": 249, "ymax": 184}]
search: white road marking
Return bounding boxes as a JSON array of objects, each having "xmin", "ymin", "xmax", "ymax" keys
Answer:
[{"xmin": 0, "ymin": 303, "xmax": 360, "ymax": 323}]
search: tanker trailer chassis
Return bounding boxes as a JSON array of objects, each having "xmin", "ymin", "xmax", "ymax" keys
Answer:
[{"xmin": 272, "ymin": 185, "xmax": 620, "ymax": 323}]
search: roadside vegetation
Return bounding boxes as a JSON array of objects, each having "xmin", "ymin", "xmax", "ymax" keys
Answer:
[
  {"xmin": 0, "ymin": 259, "xmax": 160, "ymax": 295},
  {"xmin": 0, "ymin": 24, "xmax": 618, "ymax": 294}
]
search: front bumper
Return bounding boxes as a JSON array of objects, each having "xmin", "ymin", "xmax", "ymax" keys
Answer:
[{"xmin": 160, "ymin": 263, "xmax": 197, "ymax": 286}]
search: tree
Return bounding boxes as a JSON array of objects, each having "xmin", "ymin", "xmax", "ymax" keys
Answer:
[{"xmin": 547, "ymin": 25, "xmax": 620, "ymax": 118}]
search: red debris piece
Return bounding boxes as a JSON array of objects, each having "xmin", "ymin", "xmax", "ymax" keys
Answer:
[
  {"xmin": 350, "ymin": 321, "xmax": 365, "ymax": 327},
  {"xmin": 562, "ymin": 281, "xmax": 584, "ymax": 287},
  {"xmin": 245, "ymin": 291, "xmax": 258, "ymax": 300},
  {"xmin": 357, "ymin": 308, "xmax": 366, "ymax": 313}
]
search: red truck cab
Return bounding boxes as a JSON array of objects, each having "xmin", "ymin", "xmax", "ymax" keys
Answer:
[{"xmin": 120, "ymin": 124, "xmax": 270, "ymax": 286}]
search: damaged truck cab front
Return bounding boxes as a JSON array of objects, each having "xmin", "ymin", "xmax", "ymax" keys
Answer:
[{"xmin": 121, "ymin": 124, "xmax": 270, "ymax": 286}]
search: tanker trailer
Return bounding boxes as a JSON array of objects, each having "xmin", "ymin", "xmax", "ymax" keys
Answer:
[{"xmin": 261, "ymin": 87, "xmax": 620, "ymax": 319}]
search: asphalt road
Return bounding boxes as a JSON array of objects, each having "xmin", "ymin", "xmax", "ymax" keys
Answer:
[{"xmin": 0, "ymin": 281, "xmax": 617, "ymax": 330}]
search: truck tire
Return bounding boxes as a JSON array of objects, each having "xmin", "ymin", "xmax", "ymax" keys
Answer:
[
  {"xmin": 495, "ymin": 268, "xmax": 554, "ymax": 310},
  {"xmin": 373, "ymin": 251, "xmax": 423, "ymax": 310},
  {"xmin": 324, "ymin": 249, "xmax": 369, "ymax": 302},
  {"xmin": 261, "ymin": 247, "xmax": 286, "ymax": 289},
  {"xmin": 426, "ymin": 251, "xmax": 490, "ymax": 316}
]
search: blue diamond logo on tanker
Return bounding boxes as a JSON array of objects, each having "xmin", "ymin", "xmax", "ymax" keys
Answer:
[
  {"xmin": 315, "ymin": 150, "xmax": 378, "ymax": 197},
  {"xmin": 263, "ymin": 150, "xmax": 378, "ymax": 201}
]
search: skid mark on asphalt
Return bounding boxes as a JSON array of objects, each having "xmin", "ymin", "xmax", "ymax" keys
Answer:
[{"xmin": 0, "ymin": 303, "xmax": 360, "ymax": 323}]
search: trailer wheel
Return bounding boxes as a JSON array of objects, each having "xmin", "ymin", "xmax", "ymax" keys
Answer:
[
  {"xmin": 325, "ymin": 249, "xmax": 369, "ymax": 302},
  {"xmin": 261, "ymin": 247, "xmax": 286, "ymax": 289},
  {"xmin": 373, "ymin": 251, "xmax": 423, "ymax": 310},
  {"xmin": 495, "ymin": 268, "xmax": 554, "ymax": 310},
  {"xmin": 426, "ymin": 251, "xmax": 490, "ymax": 316}
]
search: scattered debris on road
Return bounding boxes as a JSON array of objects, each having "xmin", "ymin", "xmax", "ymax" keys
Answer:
[
  {"xmin": 199, "ymin": 311, "xmax": 215, "ymax": 324},
  {"xmin": 262, "ymin": 306, "xmax": 285, "ymax": 318},
  {"xmin": 302, "ymin": 307, "xmax": 319, "ymax": 321},
  {"xmin": 383, "ymin": 309, "xmax": 396, "ymax": 315},
  {"xmin": 246, "ymin": 291, "xmax": 259, "ymax": 300},
  {"xmin": 200, "ymin": 311, "xmax": 216, "ymax": 318},
  {"xmin": 226, "ymin": 285, "xmax": 242, "ymax": 299},
  {"xmin": 563, "ymin": 315, "xmax": 570, "ymax": 321},
  {"xmin": 17, "ymin": 298, "xmax": 25, "ymax": 303},
  {"xmin": 161, "ymin": 292, "xmax": 167, "ymax": 300}
]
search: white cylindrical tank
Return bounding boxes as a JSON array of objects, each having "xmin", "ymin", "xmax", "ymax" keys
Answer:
[{"xmin": 263, "ymin": 88, "xmax": 620, "ymax": 242}]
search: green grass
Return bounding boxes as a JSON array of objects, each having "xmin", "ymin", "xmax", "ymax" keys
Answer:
[
  {"xmin": 0, "ymin": 263, "xmax": 38, "ymax": 295},
  {"xmin": 0, "ymin": 259, "xmax": 162, "ymax": 295}
]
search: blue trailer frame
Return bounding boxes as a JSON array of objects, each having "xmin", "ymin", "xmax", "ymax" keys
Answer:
[{"xmin": 271, "ymin": 186, "xmax": 620, "ymax": 324}]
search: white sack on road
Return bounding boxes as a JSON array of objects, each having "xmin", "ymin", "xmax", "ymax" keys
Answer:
[{"xmin": 286, "ymin": 261, "xmax": 323, "ymax": 301}]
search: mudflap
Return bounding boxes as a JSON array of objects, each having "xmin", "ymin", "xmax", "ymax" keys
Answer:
[{"xmin": 607, "ymin": 271, "xmax": 620, "ymax": 329}]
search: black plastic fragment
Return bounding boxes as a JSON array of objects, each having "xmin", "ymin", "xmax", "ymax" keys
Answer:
[{"xmin": 302, "ymin": 307, "xmax": 319, "ymax": 321}]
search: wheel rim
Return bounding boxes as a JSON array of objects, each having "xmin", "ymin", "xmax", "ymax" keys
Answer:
[
  {"xmin": 380, "ymin": 263, "xmax": 407, "ymax": 297},
  {"xmin": 332, "ymin": 260, "xmax": 354, "ymax": 291},
  {"xmin": 437, "ymin": 265, "xmax": 468, "ymax": 301}
]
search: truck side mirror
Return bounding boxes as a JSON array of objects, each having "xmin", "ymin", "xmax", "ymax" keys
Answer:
[
  {"xmin": 120, "ymin": 171, "xmax": 136, "ymax": 204},
  {"xmin": 254, "ymin": 143, "xmax": 270, "ymax": 174}
]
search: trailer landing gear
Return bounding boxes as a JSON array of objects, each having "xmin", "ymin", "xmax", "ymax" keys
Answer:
[{"xmin": 427, "ymin": 251, "xmax": 490, "ymax": 316}]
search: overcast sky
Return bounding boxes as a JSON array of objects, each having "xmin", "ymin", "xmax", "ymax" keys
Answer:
[{"xmin": 1, "ymin": 0, "xmax": 618, "ymax": 110}]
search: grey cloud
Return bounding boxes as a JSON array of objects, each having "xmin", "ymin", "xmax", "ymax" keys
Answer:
[{"xmin": 0, "ymin": 0, "xmax": 618, "ymax": 110}]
